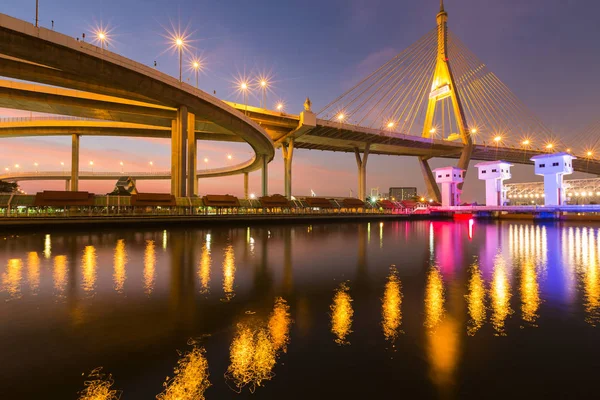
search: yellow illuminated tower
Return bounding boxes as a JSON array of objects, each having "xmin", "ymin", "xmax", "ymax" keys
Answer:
[{"xmin": 421, "ymin": 0, "xmax": 473, "ymax": 195}]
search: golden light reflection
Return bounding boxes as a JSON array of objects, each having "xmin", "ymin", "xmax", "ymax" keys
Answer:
[
  {"xmin": 198, "ymin": 238, "xmax": 211, "ymax": 294},
  {"xmin": 157, "ymin": 344, "xmax": 210, "ymax": 400},
  {"xmin": 77, "ymin": 368, "xmax": 120, "ymax": 400},
  {"xmin": 27, "ymin": 252, "xmax": 40, "ymax": 293},
  {"xmin": 163, "ymin": 230, "xmax": 168, "ymax": 250},
  {"xmin": 583, "ymin": 230, "xmax": 600, "ymax": 326},
  {"xmin": 2, "ymin": 258, "xmax": 23, "ymax": 299},
  {"xmin": 144, "ymin": 240, "xmax": 156, "ymax": 295},
  {"xmin": 330, "ymin": 282, "xmax": 353, "ymax": 345},
  {"xmin": 268, "ymin": 297, "xmax": 291, "ymax": 352},
  {"xmin": 226, "ymin": 325, "xmax": 276, "ymax": 393},
  {"xmin": 424, "ymin": 267, "xmax": 445, "ymax": 330},
  {"xmin": 427, "ymin": 317, "xmax": 459, "ymax": 390},
  {"xmin": 382, "ymin": 268, "xmax": 403, "ymax": 342},
  {"xmin": 222, "ymin": 244, "xmax": 236, "ymax": 301},
  {"xmin": 491, "ymin": 255, "xmax": 512, "ymax": 335},
  {"xmin": 521, "ymin": 260, "xmax": 540, "ymax": 325},
  {"xmin": 82, "ymin": 246, "xmax": 97, "ymax": 294},
  {"xmin": 53, "ymin": 255, "xmax": 67, "ymax": 294},
  {"xmin": 466, "ymin": 262, "xmax": 486, "ymax": 336},
  {"xmin": 43, "ymin": 234, "xmax": 51, "ymax": 259},
  {"xmin": 113, "ymin": 239, "xmax": 127, "ymax": 293}
]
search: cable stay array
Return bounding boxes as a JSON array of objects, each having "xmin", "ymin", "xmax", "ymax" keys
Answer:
[
  {"xmin": 318, "ymin": 26, "xmax": 560, "ymax": 150},
  {"xmin": 569, "ymin": 119, "xmax": 600, "ymax": 157}
]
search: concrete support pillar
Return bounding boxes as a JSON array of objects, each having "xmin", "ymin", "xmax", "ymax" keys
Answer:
[
  {"xmin": 419, "ymin": 156, "xmax": 441, "ymax": 202},
  {"xmin": 244, "ymin": 172, "xmax": 249, "ymax": 199},
  {"xmin": 261, "ymin": 155, "xmax": 268, "ymax": 197},
  {"xmin": 354, "ymin": 144, "xmax": 370, "ymax": 201},
  {"xmin": 281, "ymin": 139, "xmax": 294, "ymax": 199},
  {"xmin": 71, "ymin": 134, "xmax": 79, "ymax": 191},
  {"xmin": 171, "ymin": 107, "xmax": 188, "ymax": 197},
  {"xmin": 186, "ymin": 113, "xmax": 196, "ymax": 197},
  {"xmin": 457, "ymin": 142, "xmax": 473, "ymax": 191},
  {"xmin": 65, "ymin": 179, "xmax": 70, "ymax": 191}
]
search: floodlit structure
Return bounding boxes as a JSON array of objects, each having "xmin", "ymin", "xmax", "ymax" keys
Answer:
[
  {"xmin": 530, "ymin": 152, "xmax": 576, "ymax": 206},
  {"xmin": 474, "ymin": 161, "xmax": 513, "ymax": 206},
  {"xmin": 433, "ymin": 166, "xmax": 464, "ymax": 206}
]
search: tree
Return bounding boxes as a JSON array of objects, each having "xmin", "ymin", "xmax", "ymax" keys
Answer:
[{"xmin": 0, "ymin": 180, "xmax": 18, "ymax": 193}]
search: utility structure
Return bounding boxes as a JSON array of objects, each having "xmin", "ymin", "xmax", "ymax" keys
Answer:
[
  {"xmin": 421, "ymin": 0, "xmax": 472, "ymax": 201},
  {"xmin": 433, "ymin": 166, "xmax": 464, "ymax": 206},
  {"xmin": 531, "ymin": 152, "xmax": 576, "ymax": 206},
  {"xmin": 475, "ymin": 161, "xmax": 513, "ymax": 206}
]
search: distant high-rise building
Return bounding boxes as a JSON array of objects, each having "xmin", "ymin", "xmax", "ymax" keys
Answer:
[{"xmin": 389, "ymin": 187, "xmax": 417, "ymax": 201}]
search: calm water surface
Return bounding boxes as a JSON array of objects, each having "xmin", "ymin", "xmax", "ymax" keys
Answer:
[{"xmin": 1, "ymin": 220, "xmax": 600, "ymax": 399}]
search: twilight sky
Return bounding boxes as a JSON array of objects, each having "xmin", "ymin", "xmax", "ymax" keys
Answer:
[{"xmin": 1, "ymin": 0, "xmax": 599, "ymax": 201}]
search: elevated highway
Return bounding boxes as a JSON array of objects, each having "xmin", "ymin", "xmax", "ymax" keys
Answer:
[{"xmin": 1, "ymin": 12, "xmax": 599, "ymax": 202}]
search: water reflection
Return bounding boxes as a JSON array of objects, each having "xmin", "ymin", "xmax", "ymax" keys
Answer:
[
  {"xmin": 521, "ymin": 260, "xmax": 540, "ymax": 325},
  {"xmin": 77, "ymin": 368, "xmax": 119, "ymax": 400},
  {"xmin": 113, "ymin": 240, "xmax": 127, "ymax": 293},
  {"xmin": 2, "ymin": 258, "xmax": 23, "ymax": 299},
  {"xmin": 424, "ymin": 266, "xmax": 445, "ymax": 330},
  {"xmin": 382, "ymin": 267, "xmax": 403, "ymax": 342},
  {"xmin": 198, "ymin": 235, "xmax": 211, "ymax": 294},
  {"xmin": 491, "ymin": 254, "xmax": 512, "ymax": 335},
  {"xmin": 53, "ymin": 255, "xmax": 68, "ymax": 295},
  {"xmin": 157, "ymin": 343, "xmax": 210, "ymax": 400},
  {"xmin": 81, "ymin": 246, "xmax": 97, "ymax": 294},
  {"xmin": 222, "ymin": 244, "xmax": 236, "ymax": 301},
  {"xmin": 226, "ymin": 298, "xmax": 291, "ymax": 393},
  {"xmin": 330, "ymin": 282, "xmax": 353, "ymax": 344},
  {"xmin": 583, "ymin": 229, "xmax": 600, "ymax": 326},
  {"xmin": 144, "ymin": 240, "xmax": 156, "ymax": 295},
  {"xmin": 27, "ymin": 252, "xmax": 40, "ymax": 294},
  {"xmin": 268, "ymin": 297, "xmax": 291, "ymax": 352},
  {"xmin": 44, "ymin": 234, "xmax": 51, "ymax": 259},
  {"xmin": 466, "ymin": 262, "xmax": 486, "ymax": 336}
]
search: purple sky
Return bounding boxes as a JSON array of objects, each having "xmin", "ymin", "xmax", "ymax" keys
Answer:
[{"xmin": 1, "ymin": 0, "xmax": 599, "ymax": 200}]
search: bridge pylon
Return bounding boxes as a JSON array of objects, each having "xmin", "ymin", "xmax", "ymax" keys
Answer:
[{"xmin": 421, "ymin": 0, "xmax": 473, "ymax": 199}]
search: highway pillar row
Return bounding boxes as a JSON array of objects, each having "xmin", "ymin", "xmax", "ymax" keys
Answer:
[
  {"xmin": 70, "ymin": 134, "xmax": 79, "ymax": 191},
  {"xmin": 354, "ymin": 144, "xmax": 370, "ymax": 201},
  {"xmin": 186, "ymin": 114, "xmax": 197, "ymax": 197},
  {"xmin": 244, "ymin": 172, "xmax": 249, "ymax": 199},
  {"xmin": 171, "ymin": 106, "xmax": 189, "ymax": 197},
  {"xmin": 418, "ymin": 156, "xmax": 441, "ymax": 202},
  {"xmin": 281, "ymin": 139, "xmax": 294, "ymax": 199},
  {"xmin": 262, "ymin": 155, "xmax": 268, "ymax": 197}
]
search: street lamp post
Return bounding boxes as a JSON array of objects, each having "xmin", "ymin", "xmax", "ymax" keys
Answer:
[
  {"xmin": 149, "ymin": 161, "xmax": 153, "ymax": 173},
  {"xmin": 175, "ymin": 38, "xmax": 184, "ymax": 82},
  {"xmin": 60, "ymin": 161, "xmax": 65, "ymax": 173},
  {"xmin": 89, "ymin": 161, "xmax": 94, "ymax": 173},
  {"xmin": 35, "ymin": 0, "xmax": 39, "ymax": 27},
  {"xmin": 204, "ymin": 157, "xmax": 209, "ymax": 171},
  {"xmin": 240, "ymin": 82, "xmax": 249, "ymax": 115},
  {"xmin": 260, "ymin": 79, "xmax": 267, "ymax": 109},
  {"xmin": 34, "ymin": 162, "xmax": 38, "ymax": 173},
  {"xmin": 192, "ymin": 60, "xmax": 200, "ymax": 88},
  {"xmin": 120, "ymin": 161, "xmax": 124, "ymax": 173}
]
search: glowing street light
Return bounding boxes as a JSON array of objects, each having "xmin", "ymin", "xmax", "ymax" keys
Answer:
[
  {"xmin": 522, "ymin": 139, "xmax": 531, "ymax": 146},
  {"xmin": 276, "ymin": 102, "xmax": 284, "ymax": 111},
  {"xmin": 89, "ymin": 161, "xmax": 94, "ymax": 173},
  {"xmin": 386, "ymin": 121, "xmax": 395, "ymax": 130},
  {"xmin": 119, "ymin": 161, "xmax": 124, "ymax": 173},
  {"xmin": 190, "ymin": 58, "xmax": 202, "ymax": 88},
  {"xmin": 470, "ymin": 128, "xmax": 477, "ymax": 134},
  {"xmin": 34, "ymin": 162, "xmax": 38, "ymax": 172},
  {"xmin": 429, "ymin": 127, "xmax": 436, "ymax": 135},
  {"xmin": 258, "ymin": 78, "xmax": 268, "ymax": 108},
  {"xmin": 227, "ymin": 154, "xmax": 233, "ymax": 161},
  {"xmin": 96, "ymin": 31, "xmax": 107, "ymax": 50},
  {"xmin": 239, "ymin": 81, "xmax": 249, "ymax": 115},
  {"xmin": 587, "ymin": 151, "xmax": 594, "ymax": 157},
  {"xmin": 337, "ymin": 113, "xmax": 345, "ymax": 122},
  {"xmin": 494, "ymin": 135, "xmax": 502, "ymax": 143},
  {"xmin": 203, "ymin": 157, "xmax": 209, "ymax": 170},
  {"xmin": 545, "ymin": 143, "xmax": 554, "ymax": 150},
  {"xmin": 249, "ymin": 193, "xmax": 256, "ymax": 199},
  {"xmin": 60, "ymin": 161, "xmax": 65, "ymax": 172},
  {"xmin": 174, "ymin": 37, "xmax": 184, "ymax": 82},
  {"xmin": 149, "ymin": 161, "xmax": 154, "ymax": 173}
]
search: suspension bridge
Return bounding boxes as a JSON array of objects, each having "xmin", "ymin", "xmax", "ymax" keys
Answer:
[{"xmin": 0, "ymin": 2, "xmax": 598, "ymax": 202}]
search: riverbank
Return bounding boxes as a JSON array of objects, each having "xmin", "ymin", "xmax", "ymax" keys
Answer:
[{"xmin": 0, "ymin": 212, "xmax": 440, "ymax": 230}]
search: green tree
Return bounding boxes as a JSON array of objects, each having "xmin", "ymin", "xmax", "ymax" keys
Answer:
[{"xmin": 0, "ymin": 180, "xmax": 18, "ymax": 193}]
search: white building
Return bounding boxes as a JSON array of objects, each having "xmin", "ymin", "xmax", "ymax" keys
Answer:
[
  {"xmin": 433, "ymin": 166, "xmax": 464, "ymax": 206},
  {"xmin": 530, "ymin": 152, "xmax": 576, "ymax": 206},
  {"xmin": 474, "ymin": 161, "xmax": 513, "ymax": 206}
]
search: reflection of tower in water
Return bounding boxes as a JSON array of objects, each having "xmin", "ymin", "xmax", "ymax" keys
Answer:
[
  {"xmin": 381, "ymin": 267, "xmax": 403, "ymax": 342},
  {"xmin": 330, "ymin": 282, "xmax": 353, "ymax": 345},
  {"xmin": 113, "ymin": 239, "xmax": 127, "ymax": 293},
  {"xmin": 222, "ymin": 244, "xmax": 236, "ymax": 301}
]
